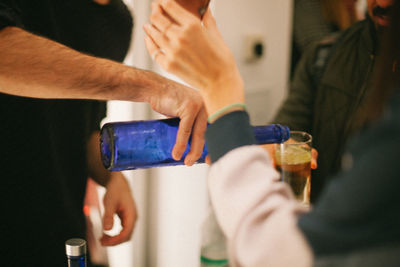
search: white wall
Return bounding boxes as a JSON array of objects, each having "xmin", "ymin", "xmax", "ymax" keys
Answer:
[
  {"xmin": 102, "ymin": 0, "xmax": 293, "ymax": 266},
  {"xmin": 147, "ymin": 1, "xmax": 293, "ymax": 267},
  {"xmin": 212, "ymin": 0, "xmax": 293, "ymax": 124}
]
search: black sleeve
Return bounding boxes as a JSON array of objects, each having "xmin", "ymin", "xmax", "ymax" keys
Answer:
[
  {"xmin": 90, "ymin": 100, "xmax": 107, "ymax": 132},
  {"xmin": 298, "ymin": 92, "xmax": 400, "ymax": 256},
  {"xmin": 0, "ymin": 1, "xmax": 22, "ymax": 30},
  {"xmin": 205, "ymin": 111, "xmax": 256, "ymax": 163}
]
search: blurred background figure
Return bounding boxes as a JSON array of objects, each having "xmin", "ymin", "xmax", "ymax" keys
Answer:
[
  {"xmin": 291, "ymin": 0, "xmax": 361, "ymax": 78},
  {"xmin": 144, "ymin": 0, "xmax": 400, "ymax": 265}
]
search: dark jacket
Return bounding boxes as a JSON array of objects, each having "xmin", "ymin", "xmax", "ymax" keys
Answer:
[{"xmin": 272, "ymin": 19, "xmax": 378, "ymax": 201}]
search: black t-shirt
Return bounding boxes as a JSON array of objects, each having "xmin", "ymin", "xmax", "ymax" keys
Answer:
[{"xmin": 0, "ymin": 1, "xmax": 132, "ymax": 266}]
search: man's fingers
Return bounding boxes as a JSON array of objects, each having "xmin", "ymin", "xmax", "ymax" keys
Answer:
[
  {"xmin": 102, "ymin": 207, "xmax": 114, "ymax": 231},
  {"xmin": 100, "ymin": 231, "xmax": 129, "ymax": 247},
  {"xmin": 103, "ymin": 220, "xmax": 113, "ymax": 232},
  {"xmin": 172, "ymin": 115, "xmax": 194, "ymax": 161},
  {"xmin": 100, "ymin": 209, "xmax": 136, "ymax": 246},
  {"xmin": 184, "ymin": 109, "xmax": 207, "ymax": 165}
]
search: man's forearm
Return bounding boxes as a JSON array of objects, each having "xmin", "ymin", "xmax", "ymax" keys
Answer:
[
  {"xmin": 0, "ymin": 26, "xmax": 162, "ymax": 102},
  {"xmin": 0, "ymin": 26, "xmax": 209, "ymax": 165}
]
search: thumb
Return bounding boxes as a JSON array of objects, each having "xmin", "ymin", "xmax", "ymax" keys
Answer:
[
  {"xmin": 311, "ymin": 148, "xmax": 318, "ymax": 169},
  {"xmin": 103, "ymin": 199, "xmax": 115, "ymax": 231},
  {"xmin": 205, "ymin": 155, "xmax": 211, "ymax": 165}
]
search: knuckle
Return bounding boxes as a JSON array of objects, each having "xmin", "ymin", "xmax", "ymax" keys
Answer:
[
  {"xmin": 187, "ymin": 99, "xmax": 202, "ymax": 113},
  {"xmin": 192, "ymin": 100, "xmax": 202, "ymax": 111}
]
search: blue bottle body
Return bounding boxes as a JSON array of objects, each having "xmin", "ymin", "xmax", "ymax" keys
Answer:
[
  {"xmin": 67, "ymin": 256, "xmax": 86, "ymax": 267},
  {"xmin": 100, "ymin": 117, "xmax": 289, "ymax": 171}
]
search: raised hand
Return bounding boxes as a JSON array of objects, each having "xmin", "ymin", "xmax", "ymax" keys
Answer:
[{"xmin": 144, "ymin": 0, "xmax": 245, "ymax": 115}]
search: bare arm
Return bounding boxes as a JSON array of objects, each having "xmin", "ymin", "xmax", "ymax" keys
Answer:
[
  {"xmin": 0, "ymin": 26, "xmax": 207, "ymax": 164},
  {"xmin": 0, "ymin": 26, "xmax": 156, "ymax": 102}
]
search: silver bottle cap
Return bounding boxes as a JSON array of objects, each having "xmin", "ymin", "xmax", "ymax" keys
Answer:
[{"xmin": 65, "ymin": 238, "xmax": 87, "ymax": 257}]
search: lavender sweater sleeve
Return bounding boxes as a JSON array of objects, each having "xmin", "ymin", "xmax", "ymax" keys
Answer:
[
  {"xmin": 207, "ymin": 146, "xmax": 313, "ymax": 266},
  {"xmin": 205, "ymin": 111, "xmax": 313, "ymax": 266}
]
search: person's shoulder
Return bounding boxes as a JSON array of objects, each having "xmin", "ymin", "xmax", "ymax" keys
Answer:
[
  {"xmin": 315, "ymin": 19, "xmax": 368, "ymax": 45},
  {"xmin": 335, "ymin": 19, "xmax": 369, "ymax": 45},
  {"xmin": 292, "ymin": 20, "xmax": 369, "ymax": 78},
  {"xmin": 342, "ymin": 19, "xmax": 369, "ymax": 34}
]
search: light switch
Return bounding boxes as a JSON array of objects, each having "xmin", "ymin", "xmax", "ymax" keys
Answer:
[{"xmin": 243, "ymin": 33, "xmax": 266, "ymax": 63}]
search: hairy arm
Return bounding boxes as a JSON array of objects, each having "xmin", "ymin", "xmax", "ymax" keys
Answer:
[
  {"xmin": 0, "ymin": 26, "xmax": 207, "ymax": 163},
  {"xmin": 0, "ymin": 26, "xmax": 163, "ymax": 102}
]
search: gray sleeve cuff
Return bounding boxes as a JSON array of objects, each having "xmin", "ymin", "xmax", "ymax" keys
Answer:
[{"xmin": 205, "ymin": 111, "xmax": 256, "ymax": 163}]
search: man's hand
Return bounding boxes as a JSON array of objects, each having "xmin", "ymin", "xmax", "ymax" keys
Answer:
[
  {"xmin": 86, "ymin": 132, "xmax": 137, "ymax": 246},
  {"xmin": 147, "ymin": 79, "xmax": 208, "ymax": 166},
  {"xmin": 100, "ymin": 172, "xmax": 137, "ymax": 246}
]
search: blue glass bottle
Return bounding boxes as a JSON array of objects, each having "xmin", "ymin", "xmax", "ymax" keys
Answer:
[
  {"xmin": 65, "ymin": 238, "xmax": 87, "ymax": 267},
  {"xmin": 100, "ymin": 117, "xmax": 290, "ymax": 171}
]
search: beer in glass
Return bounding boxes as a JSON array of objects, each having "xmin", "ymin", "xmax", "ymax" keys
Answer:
[{"xmin": 275, "ymin": 131, "xmax": 312, "ymax": 205}]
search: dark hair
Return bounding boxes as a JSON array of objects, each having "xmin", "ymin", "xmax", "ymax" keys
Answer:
[{"xmin": 364, "ymin": 0, "xmax": 400, "ymax": 122}]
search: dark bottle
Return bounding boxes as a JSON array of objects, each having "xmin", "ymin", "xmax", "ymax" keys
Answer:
[
  {"xmin": 100, "ymin": 117, "xmax": 290, "ymax": 171},
  {"xmin": 65, "ymin": 238, "xmax": 87, "ymax": 267}
]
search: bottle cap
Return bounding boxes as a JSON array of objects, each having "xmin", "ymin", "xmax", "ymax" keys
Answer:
[{"xmin": 65, "ymin": 238, "xmax": 87, "ymax": 257}]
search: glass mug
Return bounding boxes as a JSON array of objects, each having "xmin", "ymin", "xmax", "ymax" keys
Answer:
[{"xmin": 275, "ymin": 131, "xmax": 312, "ymax": 205}]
